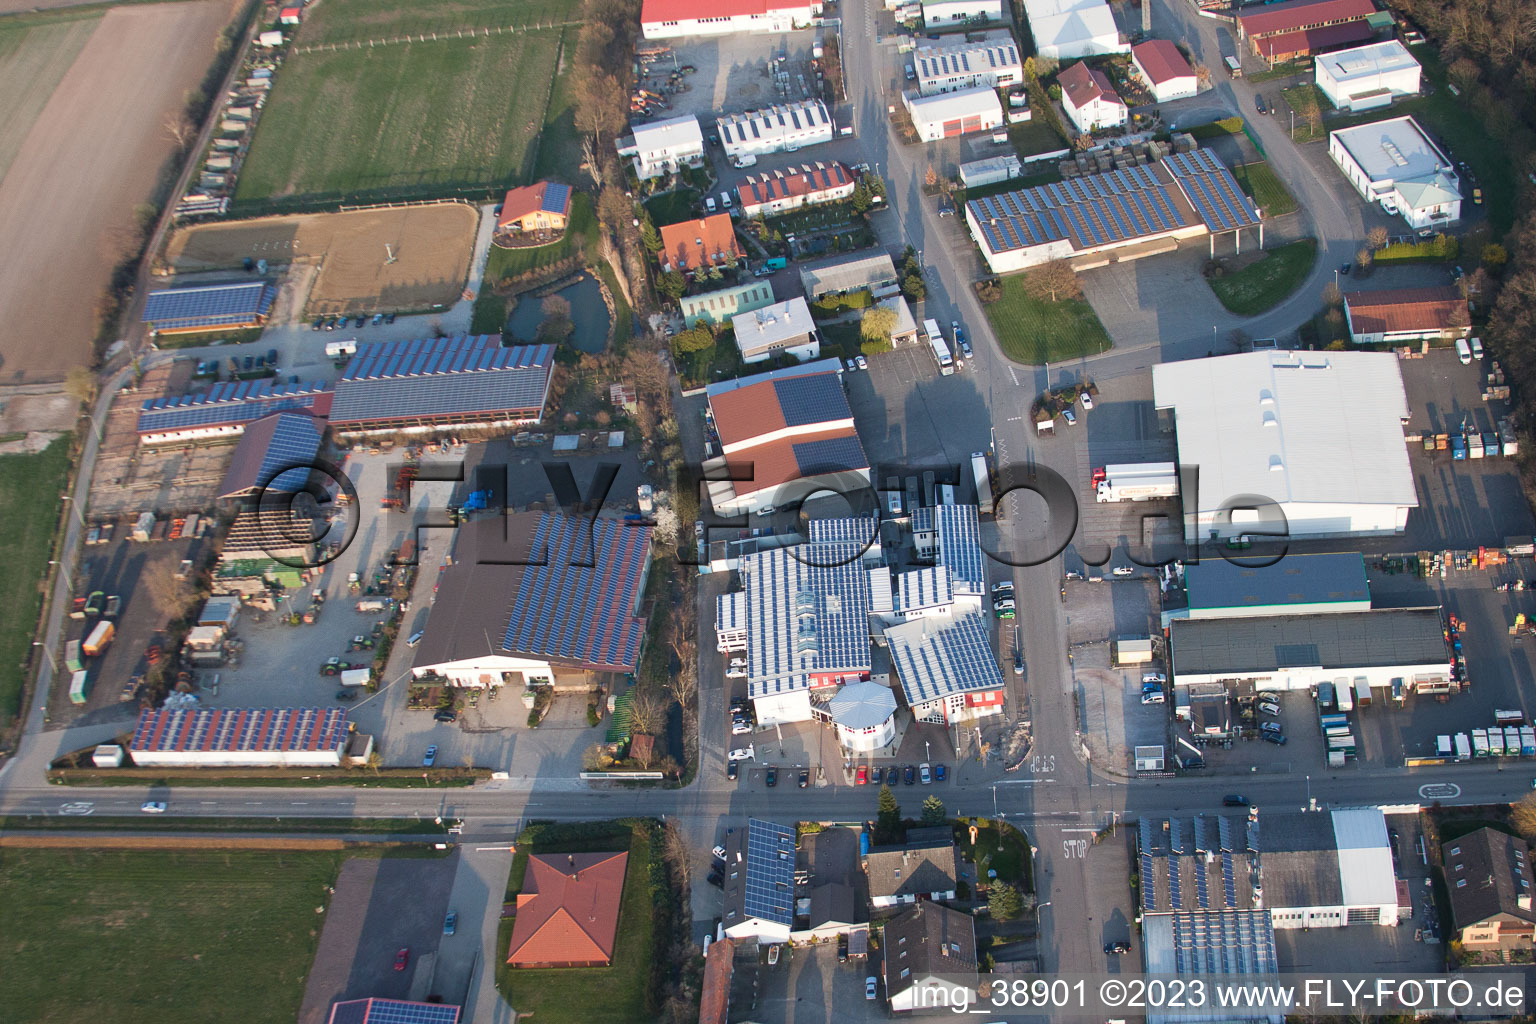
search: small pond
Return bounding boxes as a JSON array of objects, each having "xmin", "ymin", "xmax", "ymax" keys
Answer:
[{"xmin": 505, "ymin": 272, "xmax": 610, "ymax": 353}]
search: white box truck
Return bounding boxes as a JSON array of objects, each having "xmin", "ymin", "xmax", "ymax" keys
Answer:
[
  {"xmin": 924, "ymin": 319, "xmax": 954, "ymax": 375},
  {"xmin": 1093, "ymin": 463, "xmax": 1178, "ymax": 503},
  {"xmin": 340, "ymin": 668, "xmax": 372, "ymax": 687}
]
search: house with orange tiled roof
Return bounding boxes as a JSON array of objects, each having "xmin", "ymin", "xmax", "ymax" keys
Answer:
[
  {"xmin": 698, "ymin": 938, "xmax": 736, "ymax": 1024},
  {"xmin": 497, "ymin": 181, "xmax": 572, "ymax": 236},
  {"xmin": 1343, "ymin": 286, "xmax": 1469, "ymax": 345},
  {"xmin": 658, "ymin": 214, "xmax": 744, "ymax": 278},
  {"xmin": 505, "ymin": 850, "xmax": 629, "ymax": 968}
]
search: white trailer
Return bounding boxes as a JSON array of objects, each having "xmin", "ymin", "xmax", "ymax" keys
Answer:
[
  {"xmin": 340, "ymin": 668, "xmax": 372, "ymax": 687},
  {"xmin": 1094, "ymin": 462, "xmax": 1178, "ymax": 503},
  {"xmin": 326, "ymin": 338, "xmax": 358, "ymax": 360},
  {"xmin": 924, "ymin": 319, "xmax": 954, "ymax": 375},
  {"xmin": 971, "ymin": 452, "xmax": 993, "ymax": 512}
]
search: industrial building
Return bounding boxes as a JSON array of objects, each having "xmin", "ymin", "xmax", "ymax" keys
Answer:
[
  {"xmin": 1442, "ymin": 827, "xmax": 1536, "ymax": 951},
  {"xmin": 826, "ymin": 679, "xmax": 898, "ymax": 751},
  {"xmin": 958, "ymin": 153, "xmax": 1022, "ymax": 188},
  {"xmin": 722, "ymin": 818, "xmax": 798, "ymax": 946},
  {"xmin": 616, "ymin": 113, "xmax": 705, "ymax": 178},
  {"xmin": 137, "ymin": 379, "xmax": 332, "ymax": 445},
  {"xmin": 920, "ymin": 0, "xmax": 1001, "ymax": 25},
  {"xmin": 1141, "ymin": 911, "xmax": 1282, "ymax": 1024},
  {"xmin": 682, "ymin": 280, "xmax": 777, "ymax": 328},
  {"xmin": 1236, "ymin": 0, "xmax": 1377, "ymax": 64},
  {"xmin": 410, "ymin": 512, "xmax": 654, "ymax": 687},
  {"xmin": 718, "ymin": 100, "xmax": 834, "ymax": 161},
  {"xmin": 1022, "ymin": 0, "xmax": 1125, "ymax": 60},
  {"xmin": 1314, "ymin": 40, "xmax": 1421, "ymax": 112},
  {"xmin": 881, "ymin": 904, "xmax": 977, "ymax": 1013},
  {"xmin": 1153, "ymin": 350, "xmax": 1417, "ymax": 541},
  {"xmin": 703, "ymin": 361, "xmax": 870, "ymax": 516},
  {"xmin": 1058, "ymin": 60, "xmax": 1127, "ymax": 133},
  {"xmin": 1131, "ymin": 39, "xmax": 1197, "ymax": 103},
  {"xmin": 1161, "ymin": 552, "xmax": 1371, "ymax": 627},
  {"xmin": 329, "ymin": 336, "xmax": 554, "ymax": 436},
  {"xmin": 967, "ymin": 149, "xmax": 1260, "ymax": 274},
  {"xmin": 736, "ymin": 161, "xmax": 855, "ymax": 217},
  {"xmin": 732, "ymin": 296, "xmax": 820, "ymax": 364},
  {"xmin": 1343, "ymin": 285, "xmax": 1469, "ymax": 345},
  {"xmin": 657, "ymin": 213, "xmax": 745, "ymax": 277},
  {"xmin": 216, "ymin": 410, "xmax": 325, "ymax": 502},
  {"xmin": 1329, "ymin": 116, "xmax": 1461, "ymax": 230},
  {"xmin": 1167, "ymin": 608, "xmax": 1448, "ymax": 692},
  {"xmin": 728, "ymin": 519, "xmax": 877, "ymax": 725},
  {"xmin": 910, "ymin": 503, "xmax": 987, "ymax": 597},
  {"xmin": 886, "ymin": 612, "xmax": 1006, "ymax": 725},
  {"xmin": 913, "ymin": 39, "xmax": 1022, "ymax": 95},
  {"xmin": 902, "ymin": 87, "xmax": 1004, "ymax": 143},
  {"xmin": 1139, "ymin": 809, "xmax": 1401, "ymax": 929},
  {"xmin": 798, "ymin": 251, "xmax": 900, "ymax": 301},
  {"xmin": 141, "ymin": 280, "xmax": 277, "ymax": 335},
  {"xmin": 640, "ymin": 0, "xmax": 815, "ymax": 39},
  {"xmin": 127, "ymin": 707, "xmax": 358, "ymax": 767}
]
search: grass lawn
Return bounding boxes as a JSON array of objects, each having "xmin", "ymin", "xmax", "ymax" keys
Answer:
[
  {"xmin": 1230, "ymin": 161, "xmax": 1298, "ymax": 217},
  {"xmin": 643, "ymin": 188, "xmax": 701, "ymax": 228},
  {"xmin": 0, "ymin": 848, "xmax": 351, "ymax": 1024},
  {"xmin": 0, "ymin": 437, "xmax": 72, "ymax": 729},
  {"xmin": 235, "ymin": 30, "xmax": 565, "ymax": 205},
  {"xmin": 1278, "ymin": 84, "xmax": 1331, "ymax": 144},
  {"xmin": 985, "ymin": 277, "xmax": 1111, "ymax": 365},
  {"xmin": 1009, "ymin": 119, "xmax": 1068, "ymax": 159},
  {"xmin": 1249, "ymin": 60, "xmax": 1307, "ymax": 83},
  {"xmin": 297, "ymin": 0, "xmax": 578, "ymax": 47},
  {"xmin": 956, "ymin": 819, "xmax": 1034, "ymax": 891},
  {"xmin": 533, "ymin": 25, "xmax": 583, "ymax": 182},
  {"xmin": 1187, "ymin": 116, "xmax": 1245, "ymax": 141},
  {"xmin": 496, "ymin": 821, "xmax": 655, "ymax": 1024},
  {"xmin": 1207, "ymin": 239, "xmax": 1317, "ymax": 316}
]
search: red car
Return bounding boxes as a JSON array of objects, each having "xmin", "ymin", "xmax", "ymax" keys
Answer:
[
  {"xmin": 855, "ymin": 766, "xmax": 868, "ymax": 785},
  {"xmin": 393, "ymin": 948, "xmax": 409, "ymax": 972}
]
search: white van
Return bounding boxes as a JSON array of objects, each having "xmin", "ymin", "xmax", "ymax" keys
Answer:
[
  {"xmin": 705, "ymin": 195, "xmax": 717, "ymax": 213},
  {"xmin": 720, "ymin": 191, "xmax": 732, "ymax": 209},
  {"xmin": 1456, "ymin": 338, "xmax": 1472, "ymax": 364},
  {"xmin": 1470, "ymin": 337, "xmax": 1484, "ymax": 359}
]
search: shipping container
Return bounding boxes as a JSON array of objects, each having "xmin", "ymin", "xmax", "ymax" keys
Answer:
[
  {"xmin": 1472, "ymin": 729, "xmax": 1490, "ymax": 757},
  {"xmin": 65, "ymin": 640, "xmax": 83, "ymax": 672},
  {"xmin": 1325, "ymin": 726, "xmax": 1353, "ymax": 739},
  {"xmin": 340, "ymin": 668, "xmax": 372, "ymax": 687},
  {"xmin": 1354, "ymin": 676, "xmax": 1371, "ymax": 707},
  {"xmin": 1487, "ymin": 729, "xmax": 1506, "ymax": 756},
  {"xmin": 1436, "ymin": 734, "xmax": 1452, "ymax": 757},
  {"xmin": 68, "ymin": 670, "xmax": 90, "ymax": 705},
  {"xmin": 1328, "ymin": 750, "xmax": 1347, "ymax": 767},
  {"xmin": 1521, "ymin": 726, "xmax": 1536, "ymax": 756},
  {"xmin": 1335, "ymin": 678, "xmax": 1354, "ymax": 712},
  {"xmin": 82, "ymin": 620, "xmax": 115, "ymax": 657},
  {"xmin": 1455, "ymin": 733, "xmax": 1471, "ymax": 761},
  {"xmin": 1507, "ymin": 727, "xmax": 1522, "ymax": 754},
  {"xmin": 1496, "ymin": 708, "xmax": 1526, "ymax": 726},
  {"xmin": 1319, "ymin": 713, "xmax": 1349, "ymax": 729}
]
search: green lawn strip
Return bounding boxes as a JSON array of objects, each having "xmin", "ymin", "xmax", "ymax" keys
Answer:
[
  {"xmin": 643, "ymin": 189, "xmax": 700, "ymax": 228},
  {"xmin": 1186, "ymin": 116, "xmax": 1245, "ymax": 141},
  {"xmin": 1278, "ymin": 84, "xmax": 1330, "ymax": 144},
  {"xmin": 1009, "ymin": 119, "xmax": 1068, "ymax": 159},
  {"xmin": 152, "ymin": 326, "xmax": 266, "ymax": 349},
  {"xmin": 1248, "ymin": 60, "xmax": 1306, "ymax": 83},
  {"xmin": 532, "ymin": 24, "xmax": 582, "ymax": 181},
  {"xmin": 0, "ymin": 848, "xmax": 354, "ymax": 1024},
  {"xmin": 0, "ymin": 437, "xmax": 72, "ymax": 730},
  {"xmin": 1207, "ymin": 238, "xmax": 1317, "ymax": 316},
  {"xmin": 1230, "ymin": 160, "xmax": 1298, "ymax": 217},
  {"xmin": 496, "ymin": 820, "xmax": 655, "ymax": 1024},
  {"xmin": 591, "ymin": 259, "xmax": 633, "ymax": 348},
  {"xmin": 0, "ymin": 815, "xmax": 446, "ymax": 834},
  {"xmin": 235, "ymin": 31, "xmax": 562, "ymax": 205},
  {"xmin": 984, "ymin": 278, "xmax": 1112, "ymax": 365},
  {"xmin": 296, "ymin": 0, "xmax": 579, "ymax": 47}
]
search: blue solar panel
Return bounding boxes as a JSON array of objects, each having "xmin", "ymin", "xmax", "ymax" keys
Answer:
[
  {"xmin": 332, "ymin": 337, "xmax": 553, "ymax": 425},
  {"xmin": 541, "ymin": 181, "xmax": 571, "ymax": 214},
  {"xmin": 772, "ymin": 372, "xmax": 848, "ymax": 427},
  {"xmin": 257, "ymin": 414, "xmax": 323, "ymax": 491},
  {"xmin": 1169, "ymin": 854, "xmax": 1183, "ymax": 909},
  {"xmin": 142, "ymin": 281, "xmax": 275, "ymax": 329},
  {"xmin": 330, "ymin": 999, "xmax": 461, "ymax": 1024},
  {"xmin": 792, "ymin": 435, "xmax": 868, "ymax": 476},
  {"xmin": 743, "ymin": 818, "xmax": 796, "ymax": 925},
  {"xmin": 1222, "ymin": 852, "xmax": 1237, "ymax": 908}
]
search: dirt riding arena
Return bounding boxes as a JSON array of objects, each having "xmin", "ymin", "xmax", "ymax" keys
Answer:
[
  {"xmin": 164, "ymin": 203, "xmax": 480, "ymax": 316},
  {"xmin": 0, "ymin": 0, "xmax": 236, "ymax": 382}
]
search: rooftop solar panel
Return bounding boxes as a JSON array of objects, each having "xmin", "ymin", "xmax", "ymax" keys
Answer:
[
  {"xmin": 540, "ymin": 181, "xmax": 572, "ymax": 214},
  {"xmin": 771, "ymin": 372, "xmax": 849, "ymax": 427},
  {"xmin": 743, "ymin": 819, "xmax": 796, "ymax": 925},
  {"xmin": 329, "ymin": 998, "xmax": 461, "ymax": 1024},
  {"xmin": 142, "ymin": 281, "xmax": 275, "ymax": 329},
  {"xmin": 791, "ymin": 435, "xmax": 868, "ymax": 476}
]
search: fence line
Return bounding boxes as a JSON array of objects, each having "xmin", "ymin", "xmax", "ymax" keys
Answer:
[{"xmin": 290, "ymin": 19, "xmax": 580, "ymax": 55}]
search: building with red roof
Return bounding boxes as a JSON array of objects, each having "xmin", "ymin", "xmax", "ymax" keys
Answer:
[
  {"xmin": 1058, "ymin": 61, "xmax": 1127, "ymax": 133},
  {"xmin": 1236, "ymin": 0, "xmax": 1376, "ymax": 61},
  {"xmin": 497, "ymin": 181, "xmax": 572, "ymax": 235},
  {"xmin": 1132, "ymin": 39, "xmax": 1197, "ymax": 102},
  {"xmin": 736, "ymin": 162, "xmax": 856, "ymax": 217},
  {"xmin": 506, "ymin": 851, "xmax": 629, "ymax": 968},
  {"xmin": 698, "ymin": 938, "xmax": 736, "ymax": 1024},
  {"xmin": 658, "ymin": 214, "xmax": 744, "ymax": 277},
  {"xmin": 640, "ymin": 0, "xmax": 815, "ymax": 39},
  {"xmin": 1343, "ymin": 286, "xmax": 1468, "ymax": 345}
]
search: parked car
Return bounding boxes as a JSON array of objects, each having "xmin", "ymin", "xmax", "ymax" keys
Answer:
[
  {"xmin": 885, "ymin": 766, "xmax": 898, "ymax": 785},
  {"xmin": 443, "ymin": 911, "xmax": 457, "ymax": 935},
  {"xmin": 372, "ymin": 314, "xmax": 385, "ymax": 326},
  {"xmin": 1104, "ymin": 940, "xmax": 1131, "ymax": 954},
  {"xmin": 1255, "ymin": 94, "xmax": 1268, "ymax": 114},
  {"xmin": 1112, "ymin": 566, "xmax": 1134, "ymax": 577},
  {"xmin": 765, "ymin": 766, "xmax": 777, "ymax": 787},
  {"xmin": 422, "ymin": 745, "xmax": 438, "ymax": 767},
  {"xmin": 1080, "ymin": 391, "xmax": 1094, "ymax": 410},
  {"xmin": 846, "ymin": 358, "xmax": 858, "ymax": 372},
  {"xmin": 1142, "ymin": 672, "xmax": 1166, "ymax": 685},
  {"xmin": 1261, "ymin": 731, "xmax": 1288, "ymax": 745},
  {"xmin": 919, "ymin": 762, "xmax": 932, "ymax": 785},
  {"xmin": 855, "ymin": 766, "xmax": 868, "ymax": 785},
  {"xmin": 393, "ymin": 949, "xmax": 410, "ymax": 972},
  {"xmin": 335, "ymin": 689, "xmax": 358, "ymax": 701},
  {"xmin": 934, "ymin": 763, "xmax": 946, "ymax": 782},
  {"xmin": 1257, "ymin": 690, "xmax": 1279, "ymax": 703},
  {"xmin": 866, "ymin": 977, "xmax": 879, "ymax": 1000},
  {"xmin": 903, "ymin": 764, "xmax": 916, "ymax": 785},
  {"xmin": 992, "ymin": 580, "xmax": 1015, "ymax": 594},
  {"xmin": 727, "ymin": 760, "xmax": 739, "ymax": 780},
  {"xmin": 855, "ymin": 354, "xmax": 868, "ymax": 370},
  {"xmin": 706, "ymin": 869, "xmax": 724, "ymax": 887},
  {"xmin": 1062, "ymin": 408, "xmax": 1077, "ymax": 425},
  {"xmin": 726, "ymin": 667, "xmax": 747, "ymax": 679},
  {"xmin": 731, "ymin": 719, "xmax": 752, "ymax": 735},
  {"xmin": 798, "ymin": 769, "xmax": 810, "ymax": 788},
  {"xmin": 712, "ymin": 844, "xmax": 727, "ymax": 861},
  {"xmin": 1223, "ymin": 794, "xmax": 1249, "ymax": 807},
  {"xmin": 434, "ymin": 709, "xmax": 457, "ymax": 722},
  {"xmin": 1258, "ymin": 701, "xmax": 1281, "ymax": 717},
  {"xmin": 1259, "ymin": 721, "xmax": 1283, "ymax": 735}
]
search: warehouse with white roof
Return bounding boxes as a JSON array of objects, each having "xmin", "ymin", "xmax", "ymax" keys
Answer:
[
  {"xmin": 1153, "ymin": 350, "xmax": 1417, "ymax": 542},
  {"xmin": 1314, "ymin": 40, "xmax": 1420, "ymax": 112},
  {"xmin": 1329, "ymin": 116, "xmax": 1460, "ymax": 230},
  {"xmin": 1023, "ymin": 0, "xmax": 1125, "ymax": 60},
  {"xmin": 718, "ymin": 100, "xmax": 834, "ymax": 160},
  {"xmin": 903, "ymin": 86, "xmax": 1004, "ymax": 142},
  {"xmin": 914, "ymin": 39, "xmax": 1022, "ymax": 95}
]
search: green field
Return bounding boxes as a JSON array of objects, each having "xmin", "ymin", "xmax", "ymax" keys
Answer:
[
  {"xmin": 1278, "ymin": 84, "xmax": 1331, "ymax": 144},
  {"xmin": 1207, "ymin": 239, "xmax": 1317, "ymax": 316},
  {"xmin": 496, "ymin": 821, "xmax": 656, "ymax": 1024},
  {"xmin": 296, "ymin": 0, "xmax": 578, "ymax": 46},
  {"xmin": 235, "ymin": 30, "xmax": 566, "ymax": 206},
  {"xmin": 0, "ymin": 437, "xmax": 72, "ymax": 730},
  {"xmin": 1230, "ymin": 161, "xmax": 1298, "ymax": 217},
  {"xmin": 0, "ymin": 14, "xmax": 101, "ymax": 181},
  {"xmin": 0, "ymin": 848, "xmax": 350, "ymax": 1024},
  {"xmin": 985, "ymin": 278, "xmax": 1112, "ymax": 364}
]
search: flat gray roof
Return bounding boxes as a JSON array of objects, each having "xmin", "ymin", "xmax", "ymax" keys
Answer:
[
  {"xmin": 1170, "ymin": 608, "xmax": 1445, "ymax": 677},
  {"xmin": 1185, "ymin": 552, "xmax": 1369, "ymax": 611}
]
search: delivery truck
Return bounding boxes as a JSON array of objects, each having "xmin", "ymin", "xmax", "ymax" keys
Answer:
[
  {"xmin": 65, "ymin": 640, "xmax": 83, "ymax": 673},
  {"xmin": 924, "ymin": 320, "xmax": 954, "ymax": 376},
  {"xmin": 1455, "ymin": 733, "xmax": 1471, "ymax": 761},
  {"xmin": 1354, "ymin": 676, "xmax": 1371, "ymax": 708},
  {"xmin": 1093, "ymin": 463, "xmax": 1179, "ymax": 503},
  {"xmin": 82, "ymin": 620, "xmax": 115, "ymax": 657}
]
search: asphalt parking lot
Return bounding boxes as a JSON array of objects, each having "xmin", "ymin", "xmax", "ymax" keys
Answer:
[
  {"xmin": 748, "ymin": 942, "xmax": 883, "ymax": 1024},
  {"xmin": 642, "ymin": 30, "xmax": 821, "ymax": 123},
  {"xmin": 1064, "ymin": 578, "xmax": 1167, "ymax": 771},
  {"xmin": 844, "ymin": 340, "xmax": 996, "ymax": 472}
]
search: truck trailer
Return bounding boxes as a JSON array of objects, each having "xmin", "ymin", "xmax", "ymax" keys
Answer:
[
  {"xmin": 971, "ymin": 452, "xmax": 993, "ymax": 513},
  {"xmin": 1455, "ymin": 733, "xmax": 1471, "ymax": 761},
  {"xmin": 924, "ymin": 319, "xmax": 954, "ymax": 376},
  {"xmin": 82, "ymin": 620, "xmax": 115, "ymax": 657},
  {"xmin": 1354, "ymin": 676, "xmax": 1371, "ymax": 708},
  {"xmin": 1093, "ymin": 462, "xmax": 1178, "ymax": 503}
]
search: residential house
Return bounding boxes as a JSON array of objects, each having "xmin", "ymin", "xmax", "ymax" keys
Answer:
[
  {"xmin": 1443, "ymin": 827, "xmax": 1536, "ymax": 951},
  {"xmin": 1058, "ymin": 60, "xmax": 1127, "ymax": 133},
  {"xmin": 722, "ymin": 818, "xmax": 798, "ymax": 946},
  {"xmin": 732, "ymin": 296, "xmax": 819, "ymax": 364},
  {"xmin": 659, "ymin": 214, "xmax": 745, "ymax": 277},
  {"xmin": 681, "ymin": 280, "xmax": 777, "ymax": 329},
  {"xmin": 882, "ymin": 904, "xmax": 978, "ymax": 1013},
  {"xmin": 736, "ymin": 162, "xmax": 856, "ymax": 217},
  {"xmin": 497, "ymin": 181, "xmax": 573, "ymax": 235},
  {"xmin": 504, "ymin": 851, "xmax": 629, "ymax": 967},
  {"xmin": 616, "ymin": 114, "xmax": 705, "ymax": 179},
  {"xmin": 866, "ymin": 830, "xmax": 959, "ymax": 909}
]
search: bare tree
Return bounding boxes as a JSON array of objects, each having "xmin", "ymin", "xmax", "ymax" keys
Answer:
[
  {"xmin": 1024, "ymin": 259, "xmax": 1081, "ymax": 303},
  {"xmin": 1367, "ymin": 225, "xmax": 1389, "ymax": 251},
  {"xmin": 628, "ymin": 686, "xmax": 664, "ymax": 737},
  {"xmin": 582, "ymin": 135, "xmax": 603, "ymax": 190},
  {"xmin": 1514, "ymin": 792, "xmax": 1536, "ymax": 842},
  {"xmin": 1322, "ymin": 281, "xmax": 1343, "ymax": 308},
  {"xmin": 144, "ymin": 560, "xmax": 192, "ymax": 619},
  {"xmin": 663, "ymin": 818, "xmax": 692, "ymax": 887},
  {"xmin": 163, "ymin": 114, "xmax": 196, "ymax": 151}
]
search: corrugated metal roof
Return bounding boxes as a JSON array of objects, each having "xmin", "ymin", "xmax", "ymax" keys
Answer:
[
  {"xmin": 1169, "ymin": 608, "xmax": 1446, "ymax": 677},
  {"xmin": 828, "ymin": 680, "xmax": 897, "ymax": 729},
  {"xmin": 330, "ymin": 336, "xmax": 553, "ymax": 426}
]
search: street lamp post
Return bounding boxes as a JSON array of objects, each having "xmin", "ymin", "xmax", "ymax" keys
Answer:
[
  {"xmin": 32, "ymin": 641, "xmax": 57, "ymax": 674},
  {"xmin": 61, "ymin": 494, "xmax": 85, "ymax": 530}
]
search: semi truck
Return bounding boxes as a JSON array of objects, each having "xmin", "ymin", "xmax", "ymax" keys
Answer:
[
  {"xmin": 1093, "ymin": 462, "xmax": 1178, "ymax": 503},
  {"xmin": 82, "ymin": 620, "xmax": 115, "ymax": 657},
  {"xmin": 971, "ymin": 452, "xmax": 993, "ymax": 513},
  {"xmin": 924, "ymin": 319, "xmax": 954, "ymax": 375}
]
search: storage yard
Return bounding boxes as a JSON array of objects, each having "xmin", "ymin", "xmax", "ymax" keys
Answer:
[
  {"xmin": 0, "ymin": 0, "xmax": 236, "ymax": 380},
  {"xmin": 163, "ymin": 203, "xmax": 481, "ymax": 315}
]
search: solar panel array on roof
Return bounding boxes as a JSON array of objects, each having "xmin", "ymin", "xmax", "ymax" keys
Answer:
[
  {"xmin": 331, "ymin": 337, "xmax": 554, "ymax": 425},
  {"xmin": 138, "ymin": 379, "xmax": 330, "ymax": 434},
  {"xmin": 329, "ymin": 999, "xmax": 462, "ymax": 1024},
  {"xmin": 740, "ymin": 540, "xmax": 873, "ymax": 685},
  {"xmin": 1140, "ymin": 819, "xmax": 1156, "ymax": 912},
  {"xmin": 792, "ymin": 435, "xmax": 868, "ymax": 477},
  {"xmin": 256, "ymin": 413, "xmax": 324, "ymax": 492},
  {"xmin": 771, "ymin": 371, "xmax": 848, "ymax": 426},
  {"xmin": 932, "ymin": 504, "xmax": 986, "ymax": 594},
  {"xmin": 743, "ymin": 818, "xmax": 797, "ymax": 926},
  {"xmin": 501, "ymin": 513, "xmax": 653, "ymax": 671},
  {"xmin": 968, "ymin": 161, "xmax": 1195, "ymax": 256},
  {"xmin": 142, "ymin": 281, "xmax": 276, "ymax": 330},
  {"xmin": 804, "ymin": 515, "xmax": 879, "ymax": 545},
  {"xmin": 1169, "ymin": 851, "xmax": 1183, "ymax": 910},
  {"xmin": 129, "ymin": 707, "xmax": 348, "ymax": 753},
  {"xmin": 887, "ymin": 612, "xmax": 1005, "ymax": 705},
  {"xmin": 540, "ymin": 181, "xmax": 572, "ymax": 214},
  {"xmin": 1162, "ymin": 149, "xmax": 1263, "ymax": 232}
]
